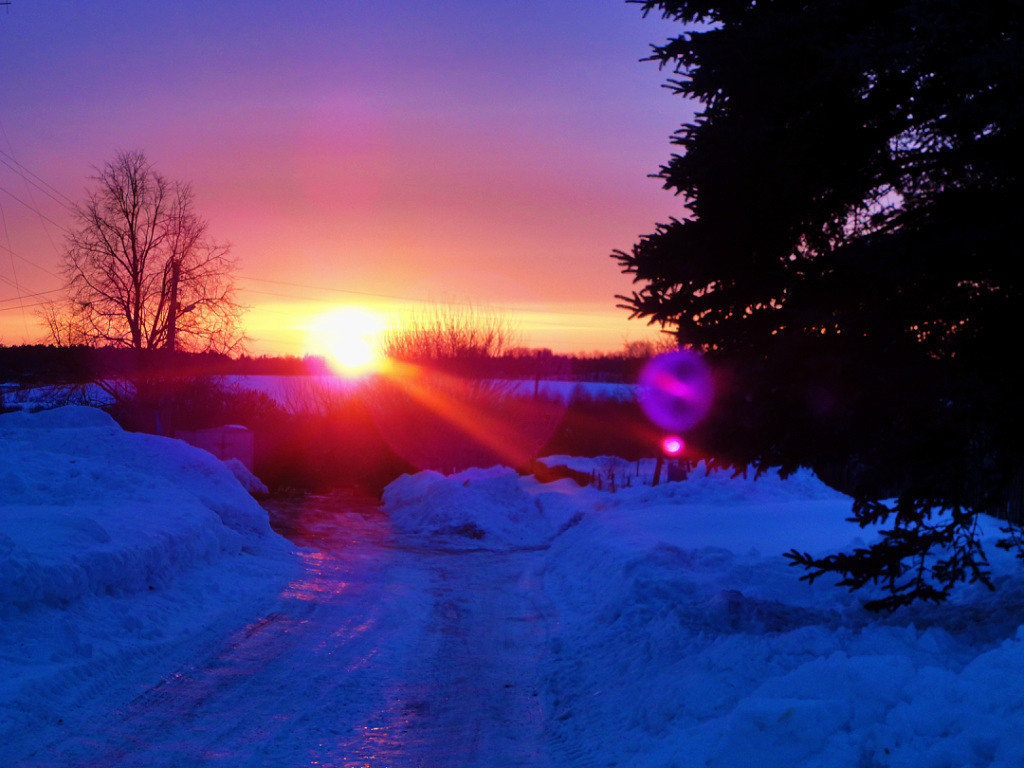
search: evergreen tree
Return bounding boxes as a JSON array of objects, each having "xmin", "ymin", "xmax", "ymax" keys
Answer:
[{"xmin": 617, "ymin": 0, "xmax": 1024, "ymax": 609}]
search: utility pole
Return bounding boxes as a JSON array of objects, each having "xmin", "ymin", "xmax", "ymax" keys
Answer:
[
  {"xmin": 166, "ymin": 260, "xmax": 180, "ymax": 352},
  {"xmin": 154, "ymin": 259, "xmax": 182, "ymax": 438}
]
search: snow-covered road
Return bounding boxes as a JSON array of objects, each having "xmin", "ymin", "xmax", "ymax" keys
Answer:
[
  {"xmin": 20, "ymin": 492, "xmax": 556, "ymax": 768},
  {"xmin": 11, "ymin": 415, "xmax": 1024, "ymax": 768}
]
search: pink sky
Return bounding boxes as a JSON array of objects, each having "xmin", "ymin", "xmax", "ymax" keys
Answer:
[{"xmin": 0, "ymin": 1, "xmax": 690, "ymax": 355}]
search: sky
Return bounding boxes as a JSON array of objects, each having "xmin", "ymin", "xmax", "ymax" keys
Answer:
[{"xmin": 0, "ymin": 0, "xmax": 691, "ymax": 356}]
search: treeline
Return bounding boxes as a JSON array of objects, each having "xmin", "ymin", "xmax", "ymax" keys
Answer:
[
  {"xmin": 0, "ymin": 345, "xmax": 328, "ymax": 384},
  {"xmin": 1, "ymin": 343, "xmax": 663, "ymax": 494},
  {"xmin": 0, "ymin": 344, "xmax": 657, "ymax": 386}
]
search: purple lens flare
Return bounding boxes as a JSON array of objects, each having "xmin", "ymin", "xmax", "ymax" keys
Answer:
[{"xmin": 638, "ymin": 350, "xmax": 713, "ymax": 433}]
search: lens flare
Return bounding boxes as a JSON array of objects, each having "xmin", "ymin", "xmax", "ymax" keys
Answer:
[
  {"xmin": 638, "ymin": 350, "xmax": 713, "ymax": 432},
  {"xmin": 661, "ymin": 435, "xmax": 684, "ymax": 455},
  {"xmin": 368, "ymin": 362, "xmax": 568, "ymax": 473}
]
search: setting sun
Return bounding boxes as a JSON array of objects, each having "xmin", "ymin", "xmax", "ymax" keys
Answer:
[{"xmin": 308, "ymin": 307, "xmax": 386, "ymax": 375}]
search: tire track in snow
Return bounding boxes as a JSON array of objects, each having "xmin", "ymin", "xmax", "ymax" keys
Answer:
[{"xmin": 18, "ymin": 494, "xmax": 556, "ymax": 768}]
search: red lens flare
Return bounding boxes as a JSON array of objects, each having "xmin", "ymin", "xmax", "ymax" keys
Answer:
[
  {"xmin": 661, "ymin": 435, "xmax": 684, "ymax": 455},
  {"xmin": 368, "ymin": 361, "xmax": 567, "ymax": 473}
]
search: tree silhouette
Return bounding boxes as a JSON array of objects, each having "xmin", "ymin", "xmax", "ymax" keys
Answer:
[
  {"xmin": 617, "ymin": 0, "xmax": 1024, "ymax": 609},
  {"xmin": 44, "ymin": 150, "xmax": 242, "ymax": 355}
]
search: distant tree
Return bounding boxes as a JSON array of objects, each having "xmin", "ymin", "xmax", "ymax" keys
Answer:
[
  {"xmin": 44, "ymin": 150, "xmax": 243, "ymax": 355},
  {"xmin": 622, "ymin": 337, "xmax": 677, "ymax": 359},
  {"xmin": 40, "ymin": 151, "xmax": 244, "ymax": 432},
  {"xmin": 380, "ymin": 303, "xmax": 518, "ymax": 374},
  {"xmin": 617, "ymin": 0, "xmax": 1024, "ymax": 609}
]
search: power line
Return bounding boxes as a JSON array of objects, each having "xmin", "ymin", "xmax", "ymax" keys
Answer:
[
  {"xmin": 0, "ymin": 285, "xmax": 63, "ymax": 304},
  {"xmin": 237, "ymin": 275, "xmax": 441, "ymax": 305},
  {"xmin": 0, "ymin": 196, "xmax": 29, "ymax": 334},
  {"xmin": 0, "ymin": 153, "xmax": 76, "ymax": 213},
  {"xmin": 0, "ymin": 183, "xmax": 69, "ymax": 232},
  {"xmin": 238, "ymin": 283, "xmax": 621, "ymax": 330},
  {"xmin": 0, "ymin": 147, "xmax": 76, "ymax": 207},
  {"xmin": 236, "ymin": 274, "xmax": 610, "ymax": 319},
  {"xmin": 0, "ymin": 153, "xmax": 626, "ymax": 337},
  {"xmin": 241, "ymin": 286, "xmax": 373, "ymax": 306},
  {"xmin": 0, "ymin": 129, "xmax": 67, "ymax": 304},
  {"xmin": 0, "ymin": 297, "xmax": 53, "ymax": 313},
  {"xmin": 0, "ymin": 144, "xmax": 72, "ymax": 280},
  {"xmin": 0, "ymin": 238, "xmax": 62, "ymax": 277},
  {"xmin": 0, "ymin": 120, "xmax": 29, "ymax": 334}
]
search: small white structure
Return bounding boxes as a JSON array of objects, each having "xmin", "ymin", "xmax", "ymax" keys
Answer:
[{"xmin": 176, "ymin": 424, "xmax": 254, "ymax": 470}]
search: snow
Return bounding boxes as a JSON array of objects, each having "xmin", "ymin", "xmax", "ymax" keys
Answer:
[
  {"xmin": 1, "ymin": 381, "xmax": 113, "ymax": 410},
  {"xmin": 0, "ymin": 406, "xmax": 297, "ymax": 757},
  {"xmin": 384, "ymin": 458, "xmax": 1024, "ymax": 767},
  {"xmin": 382, "ymin": 466, "xmax": 581, "ymax": 548},
  {"xmin": 6, "ymin": 404, "xmax": 1024, "ymax": 766},
  {"xmin": 223, "ymin": 457, "xmax": 269, "ymax": 496},
  {"xmin": 3, "ymin": 376, "xmax": 638, "ymax": 413},
  {"xmin": 498, "ymin": 379, "xmax": 637, "ymax": 402},
  {"xmin": 217, "ymin": 375, "xmax": 636, "ymax": 407}
]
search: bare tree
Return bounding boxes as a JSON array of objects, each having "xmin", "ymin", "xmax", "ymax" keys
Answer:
[
  {"xmin": 621, "ymin": 337, "xmax": 678, "ymax": 360},
  {"xmin": 44, "ymin": 150, "xmax": 243, "ymax": 354}
]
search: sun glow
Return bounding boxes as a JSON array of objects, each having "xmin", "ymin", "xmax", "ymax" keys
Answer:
[
  {"xmin": 661, "ymin": 435, "xmax": 685, "ymax": 455},
  {"xmin": 309, "ymin": 307, "xmax": 386, "ymax": 375}
]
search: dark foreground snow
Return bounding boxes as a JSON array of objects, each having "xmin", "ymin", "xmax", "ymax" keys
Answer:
[
  {"xmin": 0, "ymin": 407, "xmax": 297, "ymax": 763},
  {"xmin": 4, "ymin": 408, "xmax": 1024, "ymax": 767}
]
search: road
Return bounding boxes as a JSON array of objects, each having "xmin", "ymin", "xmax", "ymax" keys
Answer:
[{"xmin": 22, "ymin": 491, "xmax": 558, "ymax": 768}]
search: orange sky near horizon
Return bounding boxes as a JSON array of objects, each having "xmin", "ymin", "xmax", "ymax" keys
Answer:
[{"xmin": 247, "ymin": 299, "xmax": 670, "ymax": 361}]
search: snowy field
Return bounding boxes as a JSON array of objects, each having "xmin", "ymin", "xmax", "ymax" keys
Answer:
[
  {"xmin": 4, "ymin": 407, "xmax": 1024, "ymax": 766},
  {"xmin": 2, "ymin": 375, "xmax": 636, "ymax": 413},
  {"xmin": 217, "ymin": 376, "xmax": 636, "ymax": 406}
]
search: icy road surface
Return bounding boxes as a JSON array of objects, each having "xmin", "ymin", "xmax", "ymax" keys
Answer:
[{"xmin": 22, "ymin": 491, "xmax": 555, "ymax": 768}]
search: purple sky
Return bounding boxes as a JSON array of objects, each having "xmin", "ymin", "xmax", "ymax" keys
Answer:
[{"xmin": 0, "ymin": 1, "xmax": 690, "ymax": 354}]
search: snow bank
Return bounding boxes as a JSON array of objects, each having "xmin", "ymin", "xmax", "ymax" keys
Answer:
[
  {"xmin": 382, "ymin": 466, "xmax": 581, "ymax": 547},
  {"xmin": 383, "ymin": 459, "xmax": 852, "ymax": 554},
  {"xmin": 526, "ymin": 459, "xmax": 1024, "ymax": 767},
  {"xmin": 224, "ymin": 457, "xmax": 269, "ymax": 496},
  {"xmin": 0, "ymin": 406, "xmax": 296, "ymax": 748},
  {"xmin": 0, "ymin": 406, "xmax": 289, "ymax": 611},
  {"xmin": 540, "ymin": 455, "xmax": 843, "ymax": 500},
  {"xmin": 383, "ymin": 459, "xmax": 1024, "ymax": 765}
]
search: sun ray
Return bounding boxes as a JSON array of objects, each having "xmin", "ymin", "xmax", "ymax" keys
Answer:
[{"xmin": 373, "ymin": 360, "xmax": 563, "ymax": 471}]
